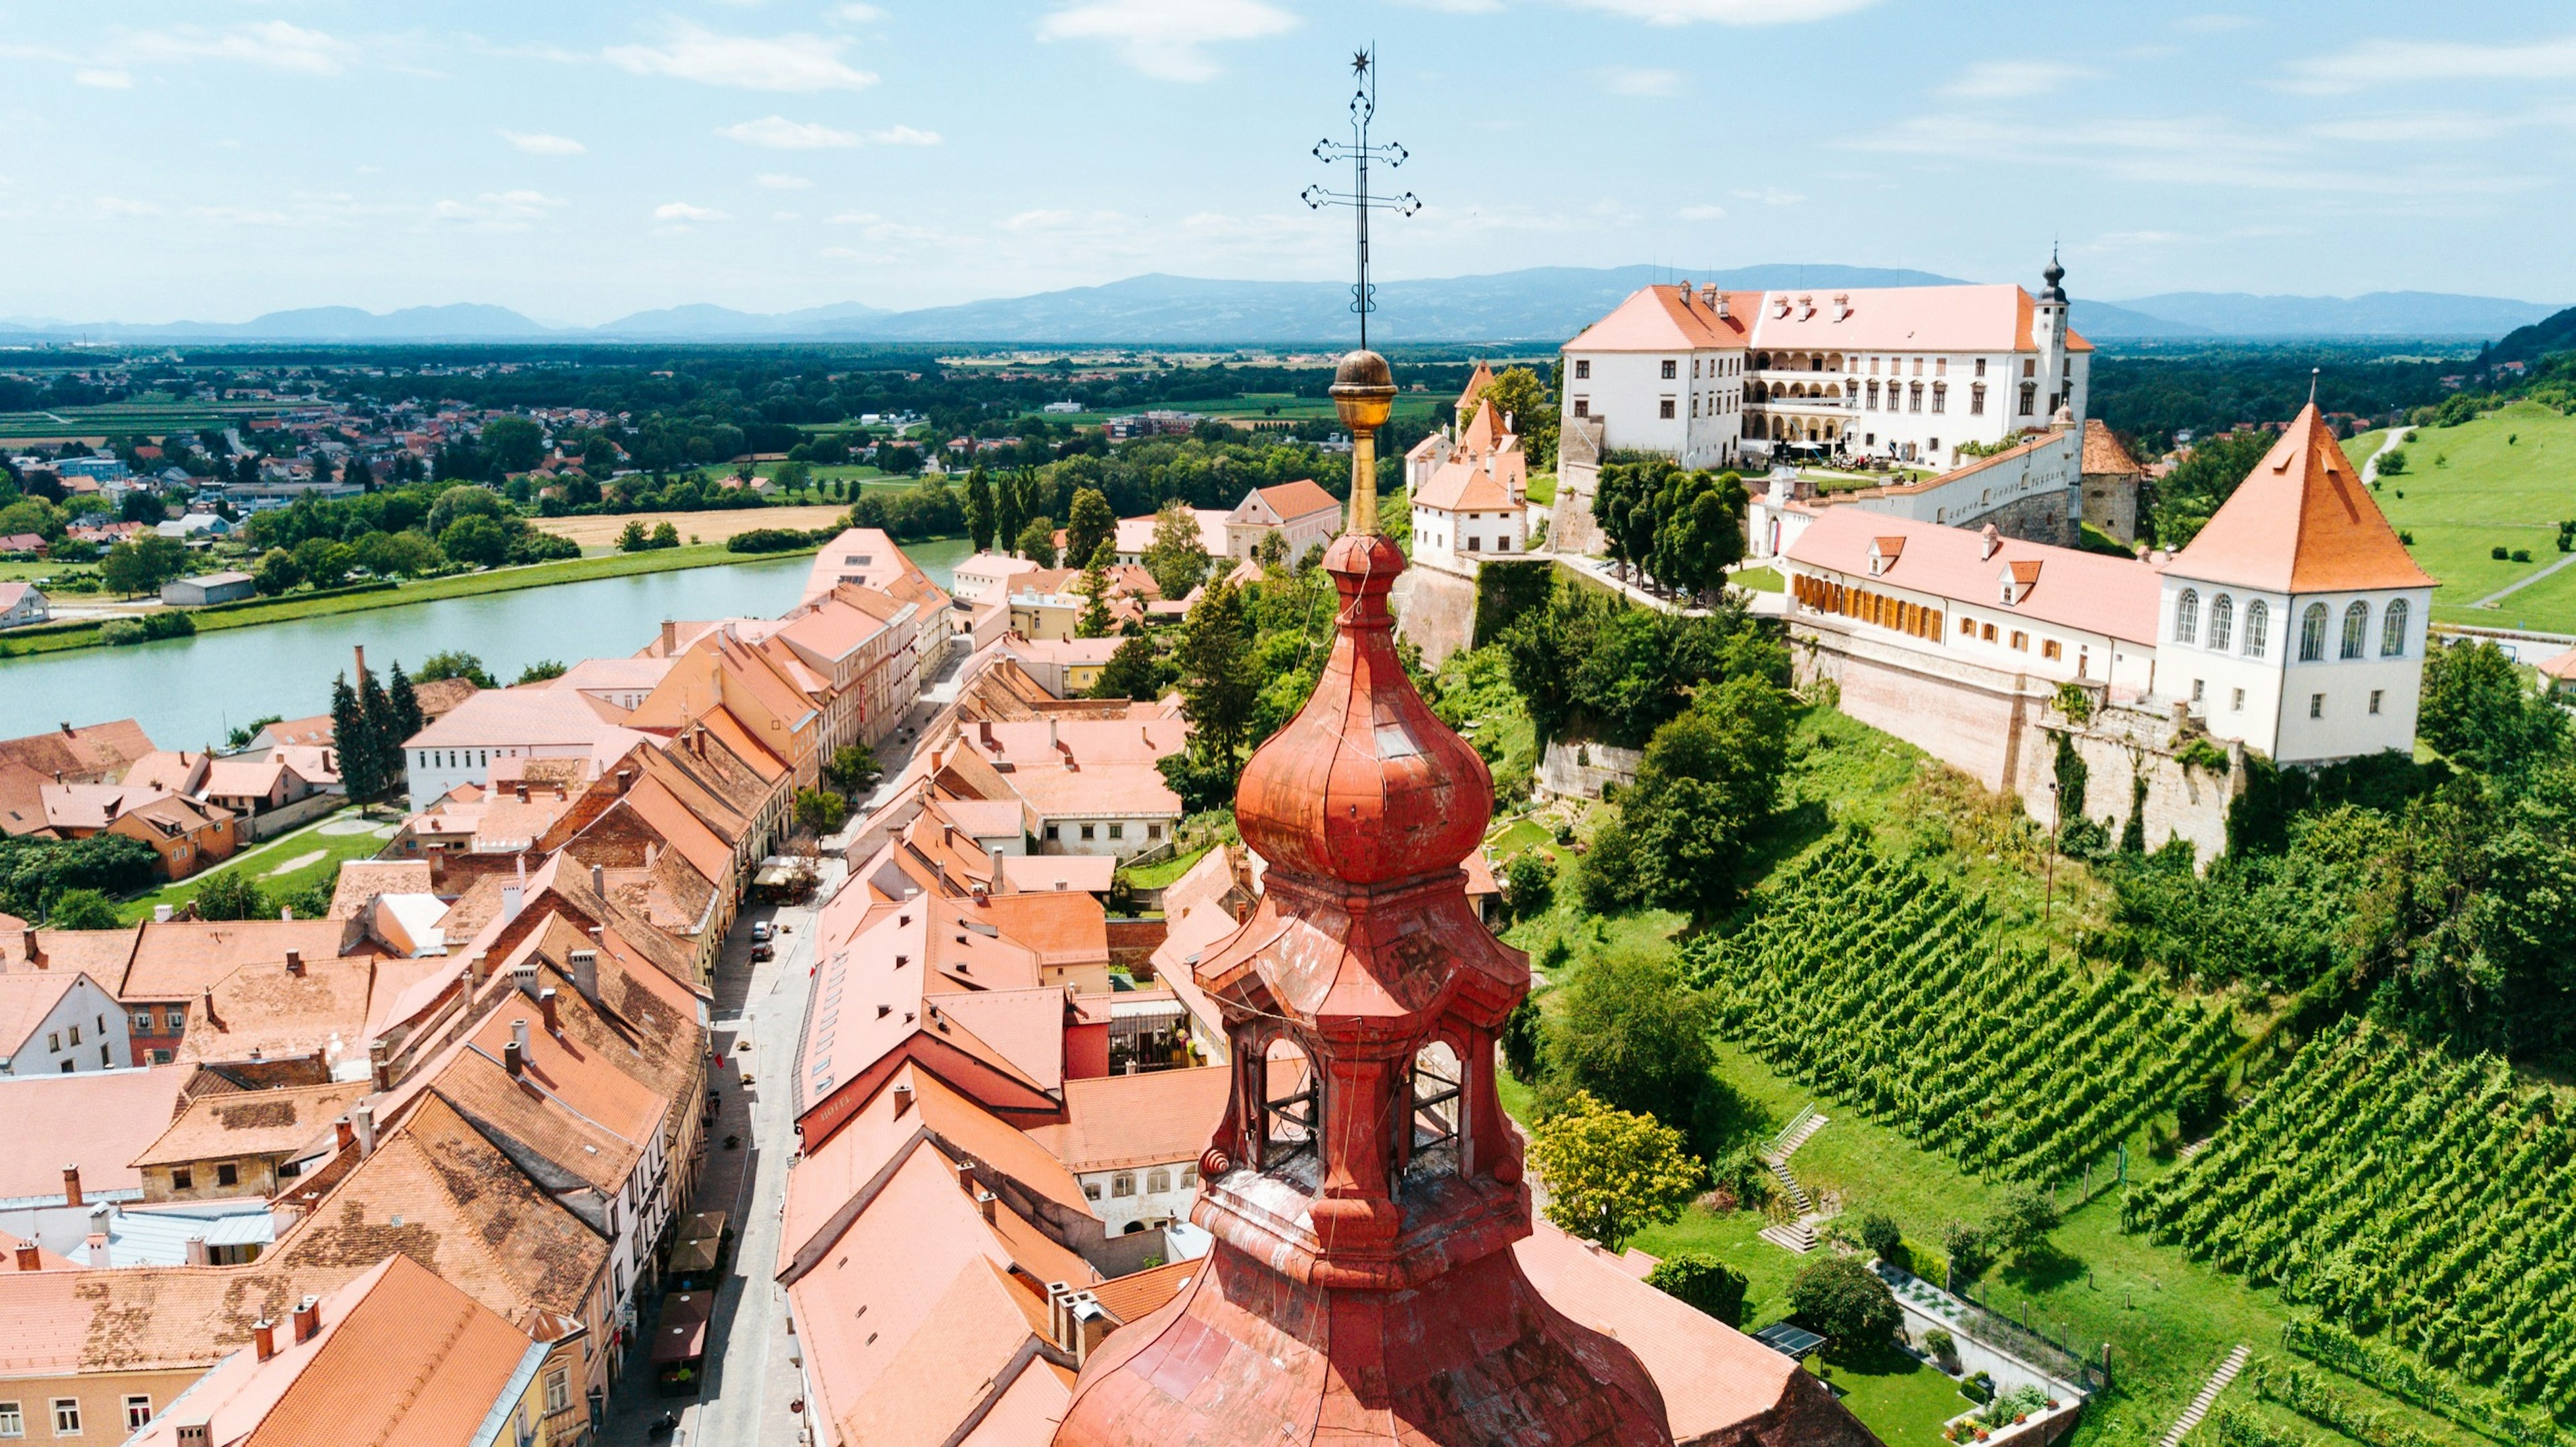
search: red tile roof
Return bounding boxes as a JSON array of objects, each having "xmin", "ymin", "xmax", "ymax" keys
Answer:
[
  {"xmin": 1030, "ymin": 1067, "xmax": 1227, "ymax": 1173},
  {"xmin": 2166, "ymin": 403, "xmax": 2437, "ymax": 594},
  {"xmin": 1784, "ymin": 506, "xmax": 2163, "ymax": 645}
]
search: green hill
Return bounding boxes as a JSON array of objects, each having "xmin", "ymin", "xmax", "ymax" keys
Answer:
[{"xmin": 2367, "ymin": 401, "xmax": 2576, "ymax": 632}]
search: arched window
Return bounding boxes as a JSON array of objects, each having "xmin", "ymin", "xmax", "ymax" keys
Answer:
[
  {"xmin": 1146, "ymin": 1168, "xmax": 1171, "ymax": 1194},
  {"xmin": 2381, "ymin": 598, "xmax": 2409, "ymax": 657},
  {"xmin": 1112, "ymin": 1171, "xmax": 1136, "ymax": 1197},
  {"xmin": 2341, "ymin": 601, "xmax": 2369, "ymax": 659},
  {"xmin": 2175, "ymin": 589, "xmax": 2200, "ymax": 645},
  {"xmin": 1260, "ymin": 1037, "xmax": 1317, "ymax": 1171},
  {"xmin": 2299, "ymin": 602, "xmax": 2328, "ymax": 661},
  {"xmin": 2244, "ymin": 600, "xmax": 2269, "ymax": 658},
  {"xmin": 2208, "ymin": 594, "xmax": 2234, "ymax": 653}
]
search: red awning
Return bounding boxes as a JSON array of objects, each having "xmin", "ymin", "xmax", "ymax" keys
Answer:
[{"xmin": 651, "ymin": 1292, "xmax": 715, "ymax": 1364}]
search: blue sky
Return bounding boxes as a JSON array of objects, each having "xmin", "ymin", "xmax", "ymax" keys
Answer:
[{"xmin": 0, "ymin": 1, "xmax": 2568, "ymax": 323}]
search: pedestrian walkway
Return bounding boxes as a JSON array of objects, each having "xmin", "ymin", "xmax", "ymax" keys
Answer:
[{"xmin": 2159, "ymin": 1344, "xmax": 2250, "ymax": 1447}]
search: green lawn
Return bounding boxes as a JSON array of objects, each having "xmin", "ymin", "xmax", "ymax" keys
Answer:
[
  {"xmin": 1120, "ymin": 845, "xmax": 1211, "ymax": 892},
  {"xmin": 1526, "ymin": 472, "xmax": 1558, "ymax": 506},
  {"xmin": 1731, "ymin": 565, "xmax": 1784, "ymax": 593},
  {"xmin": 2369, "ymin": 402, "xmax": 2576, "ymax": 630},
  {"xmin": 117, "ymin": 805, "xmax": 392, "ymax": 924}
]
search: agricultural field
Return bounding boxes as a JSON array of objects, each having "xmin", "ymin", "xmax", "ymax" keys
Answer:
[
  {"xmin": 2132, "ymin": 1018, "xmax": 2576, "ymax": 1437},
  {"xmin": 2361, "ymin": 402, "xmax": 2576, "ymax": 632},
  {"xmin": 532, "ymin": 502, "xmax": 853, "ymax": 551},
  {"xmin": 1686, "ymin": 841, "xmax": 2241, "ymax": 1184},
  {"xmin": 0, "ymin": 399, "xmax": 279, "ymax": 444}
]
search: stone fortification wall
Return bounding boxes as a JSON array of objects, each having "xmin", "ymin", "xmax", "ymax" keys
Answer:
[
  {"xmin": 1391, "ymin": 560, "xmax": 1480, "ymax": 669},
  {"xmin": 2080, "ymin": 469, "xmax": 2139, "ymax": 545},
  {"xmin": 1537, "ymin": 738, "xmax": 1644, "ymax": 800},
  {"xmin": 1550, "ymin": 417, "xmax": 1606, "ymax": 558},
  {"xmin": 1795, "ymin": 617, "xmax": 2239, "ymax": 864}
]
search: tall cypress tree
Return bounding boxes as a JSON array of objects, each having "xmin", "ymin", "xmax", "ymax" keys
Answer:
[
  {"xmin": 994, "ymin": 468, "xmax": 1024, "ymax": 556},
  {"xmin": 965, "ymin": 466, "xmax": 997, "ymax": 552},
  {"xmin": 385, "ymin": 662, "xmax": 425, "ymax": 772},
  {"xmin": 331, "ymin": 672, "xmax": 384, "ymax": 804},
  {"xmin": 357, "ymin": 663, "xmax": 401, "ymax": 799}
]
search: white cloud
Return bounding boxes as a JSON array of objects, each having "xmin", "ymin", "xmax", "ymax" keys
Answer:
[
  {"xmin": 430, "ymin": 190, "xmax": 565, "ymax": 229},
  {"xmin": 1003, "ymin": 209, "xmax": 1077, "ymax": 231},
  {"xmin": 1597, "ymin": 66, "xmax": 1682, "ymax": 96},
  {"xmin": 825, "ymin": 211, "xmax": 945, "ymax": 244},
  {"xmin": 1938, "ymin": 60, "xmax": 2088, "ymax": 99},
  {"xmin": 1732, "ymin": 186, "xmax": 1805, "ymax": 205},
  {"xmin": 2303, "ymin": 111, "xmax": 2518, "ymax": 144},
  {"xmin": 605, "ymin": 21, "xmax": 876, "ymax": 91},
  {"xmin": 1036, "ymin": 0, "xmax": 1298, "ymax": 83},
  {"xmin": 1395, "ymin": 0, "xmax": 1503, "ymax": 9},
  {"xmin": 833, "ymin": 3, "xmax": 889, "ymax": 19},
  {"xmin": 1845, "ymin": 109, "xmax": 2542, "ymax": 196},
  {"xmin": 866, "ymin": 124, "xmax": 940, "ymax": 146},
  {"xmin": 500, "ymin": 129, "xmax": 586, "ymax": 156},
  {"xmin": 717, "ymin": 115, "xmax": 859, "ymax": 148},
  {"xmin": 755, "ymin": 173, "xmax": 814, "ymax": 189},
  {"xmin": 654, "ymin": 201, "xmax": 730, "ymax": 221},
  {"xmin": 1560, "ymin": 0, "xmax": 1878, "ymax": 26},
  {"xmin": 1678, "ymin": 203, "xmax": 1727, "ymax": 220},
  {"xmin": 74, "ymin": 69, "xmax": 132, "ymax": 89},
  {"xmin": 2285, "ymin": 34, "xmax": 2576, "ymax": 95},
  {"xmin": 125, "ymin": 21, "xmax": 357, "ymax": 76}
]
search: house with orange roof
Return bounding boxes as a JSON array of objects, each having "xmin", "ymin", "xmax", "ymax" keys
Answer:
[
  {"xmin": 941, "ymin": 718, "xmax": 1187, "ymax": 860},
  {"xmin": 1029, "ymin": 1067, "xmax": 1228, "ymax": 1238},
  {"xmin": 398, "ymin": 684, "xmax": 655, "ymax": 810},
  {"xmin": 0, "ymin": 969, "xmax": 129, "ymax": 1075},
  {"xmin": 1409, "ymin": 398, "xmax": 1532, "ymax": 576},
  {"xmin": 122, "ymin": 1253, "xmax": 561, "ymax": 1447},
  {"xmin": 1220, "ymin": 479, "xmax": 1342, "ymax": 563},
  {"xmin": 115, "ymin": 917, "xmax": 364, "ymax": 1066}
]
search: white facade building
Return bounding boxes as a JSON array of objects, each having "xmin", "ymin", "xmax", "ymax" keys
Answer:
[
  {"xmin": 1561, "ymin": 258, "xmax": 2093, "ymax": 473},
  {"xmin": 1409, "ymin": 400, "xmax": 1531, "ymax": 576},
  {"xmin": 0, "ymin": 971, "xmax": 131, "ymax": 1075}
]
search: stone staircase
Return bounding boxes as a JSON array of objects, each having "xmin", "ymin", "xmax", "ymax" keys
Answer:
[
  {"xmin": 2159, "ymin": 1344, "xmax": 2250, "ymax": 1447},
  {"xmin": 1767, "ymin": 1104, "xmax": 1830, "ymax": 1161},
  {"xmin": 1758, "ymin": 1216, "xmax": 1819, "ymax": 1254}
]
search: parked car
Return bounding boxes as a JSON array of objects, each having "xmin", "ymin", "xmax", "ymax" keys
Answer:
[
  {"xmin": 751, "ymin": 921, "xmax": 772, "ymax": 943},
  {"xmin": 751, "ymin": 942, "xmax": 774, "ymax": 962}
]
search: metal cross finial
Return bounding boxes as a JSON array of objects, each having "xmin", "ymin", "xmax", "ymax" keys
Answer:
[{"xmin": 1301, "ymin": 44, "xmax": 1419, "ymax": 350}]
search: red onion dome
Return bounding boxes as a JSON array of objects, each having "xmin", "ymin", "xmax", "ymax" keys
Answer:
[{"xmin": 1232, "ymin": 529, "xmax": 1491, "ymax": 887}]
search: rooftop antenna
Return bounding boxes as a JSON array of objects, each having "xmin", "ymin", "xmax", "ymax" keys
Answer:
[{"xmin": 1302, "ymin": 46, "xmax": 1419, "ymax": 353}]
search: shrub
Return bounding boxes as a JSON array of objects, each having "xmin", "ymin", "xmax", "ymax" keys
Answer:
[
  {"xmin": 1961, "ymin": 1370, "xmax": 1996, "ymax": 1405},
  {"xmin": 1923, "ymin": 1328, "xmax": 1955, "ymax": 1362},
  {"xmin": 1786, "ymin": 1256, "xmax": 1900, "ymax": 1355},
  {"xmin": 46, "ymin": 888, "xmax": 120, "ymax": 929},
  {"xmin": 1644, "ymin": 1252, "xmax": 1748, "ymax": 1327},
  {"xmin": 1856, "ymin": 1210, "xmax": 1902, "ymax": 1262},
  {"xmin": 2511, "ymin": 549, "xmax": 2532, "ymax": 564},
  {"xmin": 1526, "ymin": 1091, "xmax": 1703, "ymax": 1250},
  {"xmin": 1503, "ymin": 851, "xmax": 1556, "ymax": 921},
  {"xmin": 97, "ymin": 618, "xmax": 146, "ymax": 645},
  {"xmin": 726, "ymin": 527, "xmax": 818, "ymax": 554},
  {"xmin": 1942, "ymin": 1222, "xmax": 1992, "ymax": 1281},
  {"xmin": 2492, "ymin": 545, "xmax": 2510, "ymax": 561}
]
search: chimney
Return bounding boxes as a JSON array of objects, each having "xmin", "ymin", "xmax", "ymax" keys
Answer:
[
  {"xmin": 292, "ymin": 1295, "xmax": 321, "ymax": 1344},
  {"xmin": 18, "ymin": 927, "xmax": 33, "ymax": 966},
  {"xmin": 511, "ymin": 1017, "xmax": 531, "ymax": 1056},
  {"xmin": 987, "ymin": 847, "xmax": 1008, "ymax": 895},
  {"xmin": 285, "ymin": 949, "xmax": 303, "ymax": 977},
  {"xmin": 253, "ymin": 1319, "xmax": 278, "ymax": 1362},
  {"xmin": 1046, "ymin": 718, "xmax": 1057, "ymax": 752},
  {"xmin": 975, "ymin": 1187, "xmax": 997, "ymax": 1224},
  {"xmin": 352, "ymin": 645, "xmax": 366, "ymax": 680},
  {"xmin": 175, "ymin": 1422, "xmax": 211, "ymax": 1447},
  {"xmin": 504, "ymin": 1038, "xmax": 525, "ymax": 1075},
  {"xmin": 570, "ymin": 949, "xmax": 599, "ymax": 1004},
  {"xmin": 86, "ymin": 1233, "xmax": 109, "ymax": 1268},
  {"xmin": 335, "ymin": 1116, "xmax": 355, "ymax": 1152},
  {"xmin": 468, "ymin": 950, "xmax": 488, "ymax": 985},
  {"xmin": 155, "ymin": 904, "xmax": 174, "ymax": 923},
  {"xmin": 13, "ymin": 1242, "xmax": 38, "ymax": 1271},
  {"xmin": 515, "ymin": 782, "xmax": 530, "ymax": 803},
  {"xmin": 426, "ymin": 846, "xmax": 446, "ymax": 885},
  {"xmin": 500, "ymin": 885, "xmax": 523, "ymax": 923},
  {"xmin": 1980, "ymin": 523, "xmax": 2001, "ymax": 560},
  {"xmin": 538, "ymin": 987, "xmax": 559, "ymax": 1034},
  {"xmin": 62, "ymin": 1164, "xmax": 83, "ymax": 1208},
  {"xmin": 201, "ymin": 986, "xmax": 219, "ymax": 1030},
  {"xmin": 661, "ymin": 620, "xmax": 678, "ymax": 655},
  {"xmin": 351, "ymin": 1100, "xmax": 376, "ymax": 1157},
  {"xmin": 953, "ymin": 1157, "xmax": 976, "ymax": 1195},
  {"xmin": 1046, "ymin": 1282, "xmax": 1075, "ymax": 1356},
  {"xmin": 1676, "ymin": 278, "xmax": 1692, "ymax": 301},
  {"xmin": 892, "ymin": 1082, "xmax": 914, "ymax": 1116},
  {"xmin": 590, "ymin": 862, "xmax": 604, "ymax": 898},
  {"xmin": 513, "ymin": 961, "xmax": 539, "ymax": 998},
  {"xmin": 615, "ymin": 767, "xmax": 633, "ymax": 794},
  {"xmin": 184, "ymin": 1235, "xmax": 210, "ymax": 1267}
]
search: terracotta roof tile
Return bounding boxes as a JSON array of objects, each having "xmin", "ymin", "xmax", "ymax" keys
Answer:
[
  {"xmin": 1784, "ymin": 506, "xmax": 2163, "ymax": 645},
  {"xmin": 1029, "ymin": 1067, "xmax": 1226, "ymax": 1173},
  {"xmin": 0, "ymin": 1066, "xmax": 191, "ymax": 1201},
  {"xmin": 131, "ymin": 1079, "xmax": 369, "ymax": 1169},
  {"xmin": 2167, "ymin": 403, "xmax": 2436, "ymax": 594}
]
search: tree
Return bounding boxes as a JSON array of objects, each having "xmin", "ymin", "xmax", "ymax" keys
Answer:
[
  {"xmin": 356, "ymin": 529, "xmax": 442, "ymax": 578},
  {"xmin": 1076, "ymin": 548, "xmax": 1114, "ymax": 638},
  {"xmin": 824, "ymin": 744, "xmax": 882, "ymax": 795},
  {"xmin": 1501, "ymin": 996, "xmax": 1544, "ymax": 1083},
  {"xmin": 46, "ymin": 888, "xmax": 119, "ymax": 930},
  {"xmin": 480, "ymin": 416, "xmax": 546, "ymax": 474},
  {"xmin": 1503, "ymin": 852, "xmax": 1555, "ymax": 922},
  {"xmin": 330, "ymin": 672, "xmax": 386, "ymax": 804},
  {"xmin": 119, "ymin": 488, "xmax": 167, "ymax": 525},
  {"xmin": 386, "ymin": 663, "xmax": 425, "ymax": 745},
  {"xmin": 1855, "ymin": 1210, "xmax": 1903, "ymax": 1262},
  {"xmin": 649, "ymin": 521, "xmax": 681, "ymax": 549},
  {"xmin": 193, "ymin": 869, "xmax": 266, "ymax": 922},
  {"xmin": 292, "ymin": 536, "xmax": 354, "ymax": 590},
  {"xmin": 1088, "ymin": 634, "xmax": 1168, "ymax": 702},
  {"xmin": 1540, "ymin": 944, "xmax": 1717, "ymax": 1134},
  {"xmin": 426, "ymin": 484, "xmax": 505, "ymax": 535},
  {"xmin": 965, "ymin": 466, "xmax": 997, "ymax": 551},
  {"xmin": 1942, "ymin": 1222, "xmax": 1992, "ymax": 1282},
  {"xmin": 616, "ymin": 519, "xmax": 651, "ymax": 553},
  {"xmin": 1786, "ymin": 1257, "xmax": 1901, "ymax": 1356},
  {"xmin": 1173, "ymin": 578, "xmax": 1260, "ymax": 765},
  {"xmin": 794, "ymin": 786, "xmax": 849, "ymax": 835},
  {"xmin": 994, "ymin": 464, "xmax": 1025, "ymax": 549},
  {"xmin": 1984, "ymin": 1186, "xmax": 2061, "ymax": 1264},
  {"xmin": 1591, "ymin": 673, "xmax": 1791, "ymax": 919},
  {"xmin": 1644, "ymin": 1253, "xmax": 1748, "ymax": 1327},
  {"xmin": 515, "ymin": 659, "xmax": 567, "ymax": 684},
  {"xmin": 1525, "ymin": 1091, "xmax": 1702, "ymax": 1250},
  {"xmin": 1144, "ymin": 500, "xmax": 1212, "ymax": 599},
  {"xmin": 772, "ymin": 460, "xmax": 812, "ymax": 496},
  {"xmin": 1481, "ymin": 365, "xmax": 1559, "ymax": 471},
  {"xmin": 439, "ymin": 514, "xmax": 509, "ymax": 568},
  {"xmin": 252, "ymin": 547, "xmax": 305, "ymax": 596},
  {"xmin": 2420, "ymin": 639, "xmax": 2564, "ymax": 775},
  {"xmin": 1065, "ymin": 486, "xmax": 1116, "ymax": 569},
  {"xmin": 2147, "ymin": 429, "xmax": 2275, "ymax": 549},
  {"xmin": 99, "ymin": 533, "xmax": 189, "ymax": 596},
  {"xmin": 1015, "ymin": 516, "xmax": 1059, "ymax": 568},
  {"xmin": 416, "ymin": 650, "xmax": 497, "ymax": 688}
]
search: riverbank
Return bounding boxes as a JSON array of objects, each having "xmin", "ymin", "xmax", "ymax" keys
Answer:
[{"xmin": 0, "ymin": 542, "xmax": 820, "ymax": 658}]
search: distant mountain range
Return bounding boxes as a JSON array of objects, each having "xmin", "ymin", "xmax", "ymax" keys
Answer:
[{"xmin": 3, "ymin": 267, "xmax": 2557, "ymax": 345}]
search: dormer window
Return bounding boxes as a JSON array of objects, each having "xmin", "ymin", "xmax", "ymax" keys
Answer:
[{"xmin": 1866, "ymin": 537, "xmax": 1903, "ymax": 577}]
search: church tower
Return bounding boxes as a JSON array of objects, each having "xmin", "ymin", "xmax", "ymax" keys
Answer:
[
  {"xmin": 1050, "ymin": 347, "xmax": 1674, "ymax": 1447},
  {"xmin": 2035, "ymin": 248, "xmax": 2073, "ymax": 418}
]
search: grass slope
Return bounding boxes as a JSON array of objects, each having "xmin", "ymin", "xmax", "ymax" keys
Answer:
[
  {"xmin": 117, "ymin": 806, "xmax": 391, "ymax": 924},
  {"xmin": 2370, "ymin": 402, "xmax": 2576, "ymax": 631}
]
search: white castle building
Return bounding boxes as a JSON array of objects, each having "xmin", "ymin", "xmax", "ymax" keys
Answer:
[
  {"xmin": 1778, "ymin": 406, "xmax": 2433, "ymax": 857},
  {"xmin": 1560, "ymin": 256, "xmax": 2090, "ymax": 472}
]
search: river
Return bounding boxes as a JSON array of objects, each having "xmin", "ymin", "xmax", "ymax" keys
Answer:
[{"xmin": 0, "ymin": 537, "xmax": 975, "ymax": 749}]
